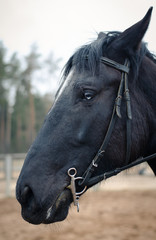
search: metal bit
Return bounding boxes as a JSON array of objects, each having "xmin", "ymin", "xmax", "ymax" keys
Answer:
[
  {"xmin": 68, "ymin": 167, "xmax": 87, "ymax": 212},
  {"xmin": 68, "ymin": 168, "xmax": 80, "ymax": 212}
]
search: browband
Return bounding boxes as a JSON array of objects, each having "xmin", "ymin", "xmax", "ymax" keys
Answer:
[{"xmin": 100, "ymin": 57, "xmax": 130, "ymax": 74}]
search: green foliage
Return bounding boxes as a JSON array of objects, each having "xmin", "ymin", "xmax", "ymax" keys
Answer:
[{"xmin": 0, "ymin": 41, "xmax": 60, "ymax": 153}]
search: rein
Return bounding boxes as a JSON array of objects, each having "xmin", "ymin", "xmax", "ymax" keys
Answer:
[{"xmin": 67, "ymin": 56, "xmax": 156, "ymax": 211}]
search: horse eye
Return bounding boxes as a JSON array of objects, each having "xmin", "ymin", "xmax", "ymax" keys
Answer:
[{"xmin": 83, "ymin": 90, "xmax": 95, "ymax": 100}]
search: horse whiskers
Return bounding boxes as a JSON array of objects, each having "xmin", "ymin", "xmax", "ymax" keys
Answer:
[
  {"xmin": 46, "ymin": 206, "xmax": 53, "ymax": 220},
  {"xmin": 46, "ymin": 187, "xmax": 71, "ymax": 220}
]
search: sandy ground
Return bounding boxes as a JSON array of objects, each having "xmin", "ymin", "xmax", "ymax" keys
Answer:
[{"xmin": 0, "ymin": 175, "xmax": 156, "ymax": 240}]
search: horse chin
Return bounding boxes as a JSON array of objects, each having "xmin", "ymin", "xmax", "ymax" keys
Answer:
[
  {"xmin": 21, "ymin": 188, "xmax": 73, "ymax": 225},
  {"xmin": 43, "ymin": 188, "xmax": 73, "ymax": 224}
]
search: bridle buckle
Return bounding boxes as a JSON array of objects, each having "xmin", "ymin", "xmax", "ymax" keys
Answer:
[{"xmin": 92, "ymin": 160, "xmax": 98, "ymax": 168}]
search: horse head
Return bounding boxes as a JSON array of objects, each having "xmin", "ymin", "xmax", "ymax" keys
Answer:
[{"xmin": 16, "ymin": 8, "xmax": 156, "ymax": 224}]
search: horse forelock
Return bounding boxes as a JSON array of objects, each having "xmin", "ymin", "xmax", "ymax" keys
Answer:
[
  {"xmin": 62, "ymin": 32, "xmax": 119, "ymax": 78},
  {"xmin": 62, "ymin": 31, "xmax": 156, "ymax": 82}
]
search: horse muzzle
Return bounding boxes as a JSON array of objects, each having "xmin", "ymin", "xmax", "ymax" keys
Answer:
[{"xmin": 16, "ymin": 183, "xmax": 73, "ymax": 224}]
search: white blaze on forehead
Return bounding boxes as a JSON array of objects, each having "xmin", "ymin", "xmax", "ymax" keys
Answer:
[
  {"xmin": 55, "ymin": 70, "xmax": 74, "ymax": 102},
  {"xmin": 48, "ymin": 70, "xmax": 74, "ymax": 115}
]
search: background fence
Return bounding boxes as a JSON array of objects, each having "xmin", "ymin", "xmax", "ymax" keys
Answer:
[{"xmin": 0, "ymin": 153, "xmax": 26, "ymax": 197}]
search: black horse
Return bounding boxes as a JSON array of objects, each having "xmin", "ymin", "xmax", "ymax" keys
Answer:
[{"xmin": 16, "ymin": 7, "xmax": 156, "ymax": 225}]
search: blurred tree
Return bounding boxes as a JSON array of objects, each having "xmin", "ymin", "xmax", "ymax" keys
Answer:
[
  {"xmin": 5, "ymin": 53, "xmax": 22, "ymax": 152},
  {"xmin": 34, "ymin": 93, "xmax": 53, "ymax": 132},
  {"xmin": 0, "ymin": 42, "xmax": 9, "ymax": 152},
  {"xmin": 23, "ymin": 44, "xmax": 40, "ymax": 145},
  {"xmin": 45, "ymin": 51, "xmax": 61, "ymax": 76},
  {"xmin": 0, "ymin": 41, "xmax": 61, "ymax": 153}
]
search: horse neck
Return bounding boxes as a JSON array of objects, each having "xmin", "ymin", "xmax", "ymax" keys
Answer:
[
  {"xmin": 138, "ymin": 56, "xmax": 156, "ymax": 155},
  {"xmin": 138, "ymin": 56, "xmax": 156, "ymax": 113}
]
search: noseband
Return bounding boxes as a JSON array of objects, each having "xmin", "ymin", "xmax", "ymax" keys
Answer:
[{"xmin": 67, "ymin": 56, "xmax": 156, "ymax": 211}]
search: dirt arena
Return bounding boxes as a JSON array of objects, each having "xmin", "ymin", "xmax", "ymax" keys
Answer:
[{"xmin": 0, "ymin": 175, "xmax": 156, "ymax": 240}]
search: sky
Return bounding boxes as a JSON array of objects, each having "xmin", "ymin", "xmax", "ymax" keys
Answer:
[{"xmin": 0, "ymin": 0, "xmax": 156, "ymax": 93}]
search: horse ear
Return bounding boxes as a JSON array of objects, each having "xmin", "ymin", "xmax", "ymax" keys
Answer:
[
  {"xmin": 97, "ymin": 32, "xmax": 106, "ymax": 40},
  {"xmin": 112, "ymin": 7, "xmax": 153, "ymax": 51}
]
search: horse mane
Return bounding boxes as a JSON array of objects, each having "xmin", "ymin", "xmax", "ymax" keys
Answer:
[{"xmin": 63, "ymin": 31, "xmax": 156, "ymax": 79}]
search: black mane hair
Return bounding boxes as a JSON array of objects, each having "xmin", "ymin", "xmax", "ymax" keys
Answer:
[{"xmin": 63, "ymin": 31, "xmax": 156, "ymax": 79}]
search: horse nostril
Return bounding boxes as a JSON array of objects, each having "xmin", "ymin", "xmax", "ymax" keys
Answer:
[
  {"xmin": 19, "ymin": 185, "xmax": 41, "ymax": 214},
  {"xmin": 21, "ymin": 186, "xmax": 33, "ymax": 205},
  {"xmin": 21, "ymin": 186, "xmax": 29, "ymax": 203}
]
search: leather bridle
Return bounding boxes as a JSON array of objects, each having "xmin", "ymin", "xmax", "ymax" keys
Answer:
[
  {"xmin": 67, "ymin": 56, "xmax": 156, "ymax": 211},
  {"xmin": 79, "ymin": 57, "xmax": 132, "ymax": 187}
]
